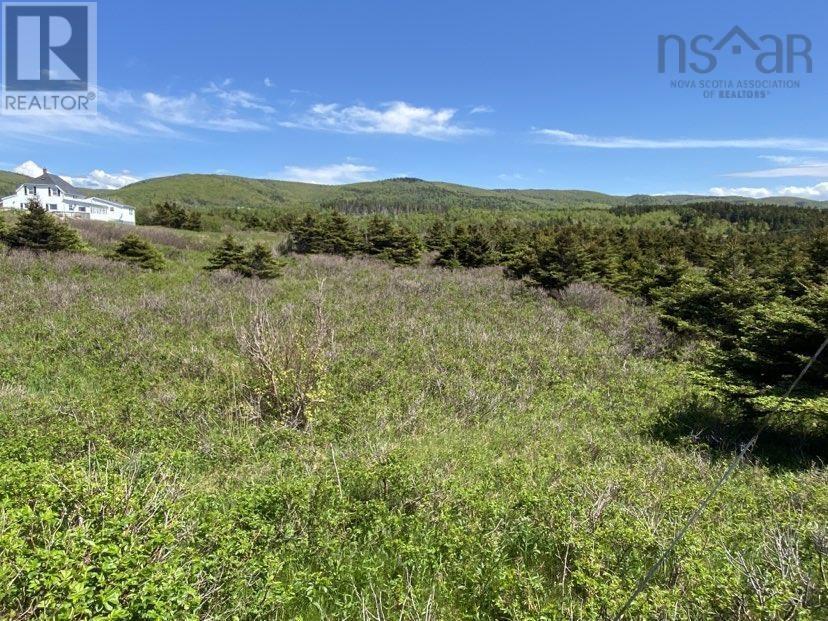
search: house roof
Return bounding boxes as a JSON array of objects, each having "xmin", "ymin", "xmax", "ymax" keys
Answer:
[{"xmin": 27, "ymin": 171, "xmax": 86, "ymax": 197}]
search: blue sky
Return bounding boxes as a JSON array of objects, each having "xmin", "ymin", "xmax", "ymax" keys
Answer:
[{"xmin": 2, "ymin": 0, "xmax": 828, "ymax": 197}]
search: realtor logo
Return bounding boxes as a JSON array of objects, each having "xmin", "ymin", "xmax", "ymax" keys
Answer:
[{"xmin": 2, "ymin": 2, "xmax": 97, "ymax": 114}]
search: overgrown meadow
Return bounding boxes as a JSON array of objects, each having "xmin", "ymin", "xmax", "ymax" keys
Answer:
[{"xmin": 0, "ymin": 217, "xmax": 826, "ymax": 619}]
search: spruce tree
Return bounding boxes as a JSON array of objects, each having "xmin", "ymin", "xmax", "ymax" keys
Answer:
[
  {"xmin": 320, "ymin": 210, "xmax": 359, "ymax": 256},
  {"xmin": 424, "ymin": 219, "xmax": 450, "ymax": 251},
  {"xmin": 364, "ymin": 215, "xmax": 397, "ymax": 255},
  {"xmin": 241, "ymin": 243, "xmax": 282, "ymax": 279},
  {"xmin": 206, "ymin": 234, "xmax": 246, "ymax": 271},
  {"xmin": 435, "ymin": 225, "xmax": 495, "ymax": 269},
  {"xmin": 112, "ymin": 234, "xmax": 166, "ymax": 270},
  {"xmin": 290, "ymin": 213, "xmax": 324, "ymax": 254},
  {"xmin": 4, "ymin": 199, "xmax": 83, "ymax": 252},
  {"xmin": 364, "ymin": 215, "xmax": 422, "ymax": 265}
]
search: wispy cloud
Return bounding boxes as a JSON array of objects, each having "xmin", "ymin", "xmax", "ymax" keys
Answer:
[
  {"xmin": 470, "ymin": 105, "xmax": 493, "ymax": 114},
  {"xmin": 724, "ymin": 162, "xmax": 828, "ymax": 178},
  {"xmin": 281, "ymin": 101, "xmax": 484, "ymax": 139},
  {"xmin": 758, "ymin": 155, "xmax": 798, "ymax": 164},
  {"xmin": 709, "ymin": 183, "xmax": 828, "ymax": 200},
  {"xmin": 0, "ymin": 83, "xmax": 275, "ymax": 143},
  {"xmin": 536, "ymin": 129, "xmax": 828, "ymax": 151},
  {"xmin": 272, "ymin": 161, "xmax": 377, "ymax": 185}
]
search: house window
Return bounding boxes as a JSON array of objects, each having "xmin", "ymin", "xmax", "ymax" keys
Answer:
[
  {"xmin": 48, "ymin": 187, "xmax": 51, "ymax": 196},
  {"xmin": 78, "ymin": 206, "xmax": 86, "ymax": 212},
  {"xmin": 48, "ymin": 204, "xmax": 57, "ymax": 210}
]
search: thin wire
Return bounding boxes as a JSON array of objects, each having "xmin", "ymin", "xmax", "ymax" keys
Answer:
[{"xmin": 614, "ymin": 335, "xmax": 828, "ymax": 620}]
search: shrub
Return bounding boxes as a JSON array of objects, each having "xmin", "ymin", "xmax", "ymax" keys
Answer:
[
  {"xmin": 290, "ymin": 211, "xmax": 359, "ymax": 256},
  {"xmin": 241, "ymin": 243, "xmax": 283, "ymax": 280},
  {"xmin": 143, "ymin": 201, "xmax": 203, "ymax": 230},
  {"xmin": 236, "ymin": 289, "xmax": 333, "ymax": 428},
  {"xmin": 205, "ymin": 234, "xmax": 246, "ymax": 272},
  {"xmin": 3, "ymin": 199, "xmax": 83, "ymax": 252},
  {"xmin": 434, "ymin": 224, "xmax": 496, "ymax": 269},
  {"xmin": 111, "ymin": 234, "xmax": 167, "ymax": 270},
  {"xmin": 363, "ymin": 215, "xmax": 422, "ymax": 266}
]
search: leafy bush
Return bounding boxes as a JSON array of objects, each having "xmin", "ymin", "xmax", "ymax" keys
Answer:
[
  {"xmin": 2, "ymin": 199, "xmax": 84, "ymax": 252},
  {"xmin": 111, "ymin": 234, "xmax": 167, "ymax": 270}
]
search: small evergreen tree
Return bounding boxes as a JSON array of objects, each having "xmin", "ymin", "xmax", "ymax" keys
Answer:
[
  {"xmin": 147, "ymin": 201, "xmax": 203, "ymax": 230},
  {"xmin": 4, "ymin": 199, "xmax": 83, "ymax": 252},
  {"xmin": 112, "ymin": 234, "xmax": 166, "ymax": 270},
  {"xmin": 434, "ymin": 224, "xmax": 495, "ymax": 269},
  {"xmin": 424, "ymin": 219, "xmax": 450, "ymax": 251},
  {"xmin": 320, "ymin": 210, "xmax": 359, "ymax": 256},
  {"xmin": 364, "ymin": 215, "xmax": 397, "ymax": 255},
  {"xmin": 290, "ymin": 213, "xmax": 325, "ymax": 254},
  {"xmin": 363, "ymin": 215, "xmax": 422, "ymax": 265},
  {"xmin": 205, "ymin": 234, "xmax": 246, "ymax": 271},
  {"xmin": 241, "ymin": 243, "xmax": 282, "ymax": 279},
  {"xmin": 505, "ymin": 229, "xmax": 592, "ymax": 289}
]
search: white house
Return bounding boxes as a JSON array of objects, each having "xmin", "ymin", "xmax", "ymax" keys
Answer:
[{"xmin": 1, "ymin": 169, "xmax": 135, "ymax": 225}]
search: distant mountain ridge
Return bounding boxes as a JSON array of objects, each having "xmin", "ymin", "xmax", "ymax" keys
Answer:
[{"xmin": 1, "ymin": 171, "xmax": 825, "ymax": 212}]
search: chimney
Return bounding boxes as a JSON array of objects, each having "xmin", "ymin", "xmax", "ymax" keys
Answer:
[{"xmin": 42, "ymin": 168, "xmax": 48, "ymax": 175}]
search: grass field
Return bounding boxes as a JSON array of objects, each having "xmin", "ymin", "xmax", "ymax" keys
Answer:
[{"xmin": 0, "ymin": 221, "xmax": 825, "ymax": 619}]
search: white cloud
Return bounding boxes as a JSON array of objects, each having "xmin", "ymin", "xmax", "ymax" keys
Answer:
[
  {"xmin": 0, "ymin": 84, "xmax": 275, "ymax": 142},
  {"xmin": 758, "ymin": 155, "xmax": 798, "ymax": 164},
  {"xmin": 12, "ymin": 160, "xmax": 140, "ymax": 189},
  {"xmin": 272, "ymin": 162, "xmax": 377, "ymax": 185},
  {"xmin": 13, "ymin": 160, "xmax": 46, "ymax": 177},
  {"xmin": 282, "ymin": 101, "xmax": 483, "ymax": 139},
  {"xmin": 62, "ymin": 169, "xmax": 141, "ymax": 189},
  {"xmin": 470, "ymin": 105, "xmax": 493, "ymax": 114},
  {"xmin": 264, "ymin": 77, "xmax": 274, "ymax": 87},
  {"xmin": 536, "ymin": 129, "xmax": 828, "ymax": 151},
  {"xmin": 141, "ymin": 91, "xmax": 269, "ymax": 132},
  {"xmin": 709, "ymin": 182, "xmax": 828, "ymax": 200},
  {"xmin": 724, "ymin": 162, "xmax": 828, "ymax": 178},
  {"xmin": 709, "ymin": 186, "xmax": 773, "ymax": 199},
  {"xmin": 202, "ymin": 82, "xmax": 275, "ymax": 114}
]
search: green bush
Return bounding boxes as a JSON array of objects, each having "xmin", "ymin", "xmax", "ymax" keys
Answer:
[
  {"xmin": 205, "ymin": 234, "xmax": 246, "ymax": 272},
  {"xmin": 2, "ymin": 199, "xmax": 84, "ymax": 252},
  {"xmin": 112, "ymin": 234, "xmax": 167, "ymax": 270},
  {"xmin": 241, "ymin": 242, "xmax": 283, "ymax": 279}
]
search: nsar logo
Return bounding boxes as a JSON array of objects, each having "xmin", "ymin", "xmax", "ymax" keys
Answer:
[{"xmin": 658, "ymin": 25, "xmax": 812, "ymax": 74}]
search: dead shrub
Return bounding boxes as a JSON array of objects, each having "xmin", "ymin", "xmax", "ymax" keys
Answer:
[
  {"xmin": 68, "ymin": 219, "xmax": 210, "ymax": 251},
  {"xmin": 557, "ymin": 282, "xmax": 671, "ymax": 358},
  {"xmin": 235, "ymin": 281, "xmax": 334, "ymax": 429}
]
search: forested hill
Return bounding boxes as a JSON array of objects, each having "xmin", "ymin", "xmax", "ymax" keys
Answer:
[{"xmin": 2, "ymin": 171, "xmax": 826, "ymax": 212}]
